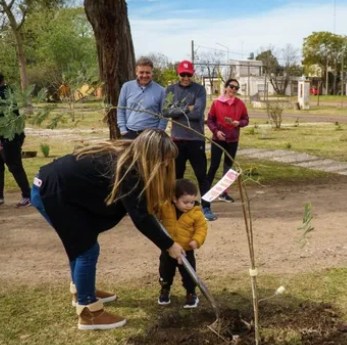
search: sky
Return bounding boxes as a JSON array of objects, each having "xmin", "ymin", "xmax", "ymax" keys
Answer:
[{"xmin": 126, "ymin": 0, "xmax": 347, "ymax": 63}]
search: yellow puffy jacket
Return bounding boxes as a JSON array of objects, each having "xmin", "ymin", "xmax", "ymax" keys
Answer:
[{"xmin": 158, "ymin": 201, "xmax": 208, "ymax": 251}]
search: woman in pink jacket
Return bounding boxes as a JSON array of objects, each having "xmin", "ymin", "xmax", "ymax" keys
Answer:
[{"xmin": 207, "ymin": 78, "xmax": 249, "ymax": 202}]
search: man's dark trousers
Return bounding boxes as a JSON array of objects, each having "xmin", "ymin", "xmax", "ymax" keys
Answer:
[
  {"xmin": 0, "ymin": 133, "xmax": 31, "ymax": 198},
  {"xmin": 174, "ymin": 140, "xmax": 211, "ymax": 209}
]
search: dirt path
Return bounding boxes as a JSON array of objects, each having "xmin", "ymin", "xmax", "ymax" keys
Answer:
[{"xmin": 1, "ymin": 177, "xmax": 347, "ymax": 286}]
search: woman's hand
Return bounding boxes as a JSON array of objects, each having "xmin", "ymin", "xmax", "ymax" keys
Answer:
[
  {"xmin": 231, "ymin": 120, "xmax": 240, "ymax": 127},
  {"xmin": 167, "ymin": 242, "xmax": 185, "ymax": 264},
  {"xmin": 216, "ymin": 131, "xmax": 226, "ymax": 141}
]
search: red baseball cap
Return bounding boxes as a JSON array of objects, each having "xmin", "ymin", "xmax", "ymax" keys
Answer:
[{"xmin": 177, "ymin": 60, "xmax": 195, "ymax": 75}]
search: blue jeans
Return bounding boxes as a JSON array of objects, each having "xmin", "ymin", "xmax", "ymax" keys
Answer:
[
  {"xmin": 31, "ymin": 177, "xmax": 99, "ymax": 305},
  {"xmin": 70, "ymin": 242, "xmax": 100, "ymax": 305},
  {"xmin": 31, "ymin": 183, "xmax": 52, "ymax": 225}
]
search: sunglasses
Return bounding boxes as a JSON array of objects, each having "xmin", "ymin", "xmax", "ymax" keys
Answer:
[
  {"xmin": 228, "ymin": 84, "xmax": 240, "ymax": 90},
  {"xmin": 179, "ymin": 73, "xmax": 193, "ymax": 78}
]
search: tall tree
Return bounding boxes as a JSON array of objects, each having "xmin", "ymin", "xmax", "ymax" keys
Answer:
[
  {"xmin": 146, "ymin": 52, "xmax": 178, "ymax": 86},
  {"xmin": 0, "ymin": 25, "xmax": 19, "ymax": 82},
  {"xmin": 256, "ymin": 47, "xmax": 303, "ymax": 95},
  {"xmin": 0, "ymin": 0, "xmax": 63, "ymax": 91},
  {"xmin": 195, "ymin": 50, "xmax": 223, "ymax": 99},
  {"xmin": 256, "ymin": 48, "xmax": 280, "ymax": 97},
  {"xmin": 302, "ymin": 31, "xmax": 346, "ymax": 94},
  {"xmin": 23, "ymin": 6, "xmax": 97, "ymax": 90},
  {"xmin": 84, "ymin": 0, "xmax": 135, "ymax": 139}
]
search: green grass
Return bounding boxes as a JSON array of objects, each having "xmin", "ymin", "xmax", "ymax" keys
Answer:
[
  {"xmin": 1, "ymin": 269, "xmax": 347, "ymax": 345},
  {"xmin": 3, "ymin": 121, "xmax": 344, "ymax": 193},
  {"xmin": 310, "ymin": 95, "xmax": 347, "ymax": 103},
  {"xmin": 28, "ymin": 100, "xmax": 347, "ymax": 134},
  {"xmin": 2, "ymin": 101, "xmax": 345, "ymax": 193},
  {"xmin": 241, "ymin": 124, "xmax": 347, "ymax": 162},
  {"xmin": 3, "ymin": 145, "xmax": 332, "ymax": 194}
]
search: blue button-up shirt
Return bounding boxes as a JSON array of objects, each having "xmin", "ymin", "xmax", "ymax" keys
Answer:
[{"xmin": 117, "ymin": 80, "xmax": 167, "ymax": 132}]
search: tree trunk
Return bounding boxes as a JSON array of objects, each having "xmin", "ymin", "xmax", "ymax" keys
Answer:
[
  {"xmin": 84, "ymin": 0, "xmax": 135, "ymax": 139},
  {"xmin": 1, "ymin": 1, "xmax": 29, "ymax": 91},
  {"xmin": 15, "ymin": 32, "xmax": 29, "ymax": 92}
]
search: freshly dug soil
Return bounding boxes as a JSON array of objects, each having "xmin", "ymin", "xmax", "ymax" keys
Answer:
[{"xmin": 129, "ymin": 302, "xmax": 347, "ymax": 345}]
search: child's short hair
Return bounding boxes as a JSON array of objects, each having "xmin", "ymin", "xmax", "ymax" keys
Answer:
[{"xmin": 175, "ymin": 179, "xmax": 198, "ymax": 198}]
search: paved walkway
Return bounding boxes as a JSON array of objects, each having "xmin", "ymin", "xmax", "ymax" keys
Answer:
[{"xmin": 236, "ymin": 148, "xmax": 347, "ymax": 176}]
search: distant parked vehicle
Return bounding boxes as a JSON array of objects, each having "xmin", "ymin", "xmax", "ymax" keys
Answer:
[{"xmin": 310, "ymin": 87, "xmax": 322, "ymax": 95}]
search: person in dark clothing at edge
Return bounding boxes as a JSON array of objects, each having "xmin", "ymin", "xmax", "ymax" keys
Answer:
[
  {"xmin": 162, "ymin": 60, "xmax": 217, "ymax": 221},
  {"xmin": 31, "ymin": 129, "xmax": 185, "ymax": 331},
  {"xmin": 0, "ymin": 72, "xmax": 31, "ymax": 207}
]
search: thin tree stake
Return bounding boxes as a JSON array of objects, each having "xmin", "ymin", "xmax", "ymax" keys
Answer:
[{"xmin": 238, "ymin": 177, "xmax": 260, "ymax": 345}]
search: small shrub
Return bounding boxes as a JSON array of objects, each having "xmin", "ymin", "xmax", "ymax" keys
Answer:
[
  {"xmin": 246, "ymin": 128, "xmax": 256, "ymax": 135},
  {"xmin": 40, "ymin": 144, "xmax": 50, "ymax": 158},
  {"xmin": 335, "ymin": 124, "xmax": 343, "ymax": 131},
  {"xmin": 266, "ymin": 102, "xmax": 284, "ymax": 128},
  {"xmin": 285, "ymin": 142, "xmax": 292, "ymax": 149},
  {"xmin": 243, "ymin": 166, "xmax": 260, "ymax": 177},
  {"xmin": 294, "ymin": 118, "xmax": 300, "ymax": 127}
]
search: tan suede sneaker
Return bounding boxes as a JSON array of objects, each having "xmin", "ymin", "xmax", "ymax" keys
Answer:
[
  {"xmin": 70, "ymin": 282, "xmax": 117, "ymax": 307},
  {"xmin": 77, "ymin": 300, "xmax": 126, "ymax": 331}
]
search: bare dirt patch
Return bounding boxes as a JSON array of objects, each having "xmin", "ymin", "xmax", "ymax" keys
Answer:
[
  {"xmin": 129, "ymin": 302, "xmax": 347, "ymax": 345},
  {"xmin": 1, "ymin": 176, "xmax": 347, "ymax": 285}
]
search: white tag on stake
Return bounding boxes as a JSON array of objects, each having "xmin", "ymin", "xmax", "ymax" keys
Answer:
[
  {"xmin": 249, "ymin": 269, "xmax": 258, "ymax": 277},
  {"xmin": 202, "ymin": 169, "xmax": 239, "ymax": 202}
]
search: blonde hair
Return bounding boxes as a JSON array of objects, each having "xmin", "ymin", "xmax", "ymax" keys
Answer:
[{"xmin": 74, "ymin": 129, "xmax": 178, "ymax": 214}]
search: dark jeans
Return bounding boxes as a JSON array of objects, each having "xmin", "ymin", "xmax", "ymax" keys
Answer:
[
  {"xmin": 0, "ymin": 135, "xmax": 31, "ymax": 198},
  {"xmin": 174, "ymin": 140, "xmax": 211, "ymax": 208},
  {"xmin": 159, "ymin": 250, "xmax": 196, "ymax": 294},
  {"xmin": 207, "ymin": 141, "xmax": 239, "ymax": 188},
  {"xmin": 121, "ymin": 129, "xmax": 143, "ymax": 140},
  {"xmin": 31, "ymin": 177, "xmax": 99, "ymax": 306}
]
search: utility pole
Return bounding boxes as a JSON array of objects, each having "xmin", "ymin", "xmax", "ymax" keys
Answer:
[
  {"xmin": 191, "ymin": 40, "xmax": 195, "ymax": 64},
  {"xmin": 325, "ymin": 58, "xmax": 329, "ymax": 95},
  {"xmin": 248, "ymin": 60, "xmax": 251, "ymax": 102},
  {"xmin": 341, "ymin": 54, "xmax": 344, "ymax": 96},
  {"xmin": 341, "ymin": 46, "xmax": 346, "ymax": 96}
]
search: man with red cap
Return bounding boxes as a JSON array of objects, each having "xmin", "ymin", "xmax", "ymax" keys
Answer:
[{"xmin": 163, "ymin": 61, "xmax": 216, "ymax": 221}]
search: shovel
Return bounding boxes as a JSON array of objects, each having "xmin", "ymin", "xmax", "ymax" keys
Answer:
[{"xmin": 155, "ymin": 217, "xmax": 225, "ymax": 336}]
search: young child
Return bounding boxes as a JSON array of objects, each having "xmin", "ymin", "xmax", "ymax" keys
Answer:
[{"xmin": 157, "ymin": 178, "xmax": 208, "ymax": 308}]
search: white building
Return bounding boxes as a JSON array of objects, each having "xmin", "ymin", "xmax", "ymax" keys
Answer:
[
  {"xmin": 229, "ymin": 58, "xmax": 301, "ymax": 97},
  {"xmin": 200, "ymin": 58, "xmax": 303, "ymax": 97}
]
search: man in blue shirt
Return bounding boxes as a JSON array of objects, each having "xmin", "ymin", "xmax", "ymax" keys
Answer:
[{"xmin": 117, "ymin": 57, "xmax": 167, "ymax": 139}]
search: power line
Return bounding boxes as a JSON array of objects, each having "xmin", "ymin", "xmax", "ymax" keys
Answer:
[{"xmin": 195, "ymin": 44, "xmax": 244, "ymax": 56}]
